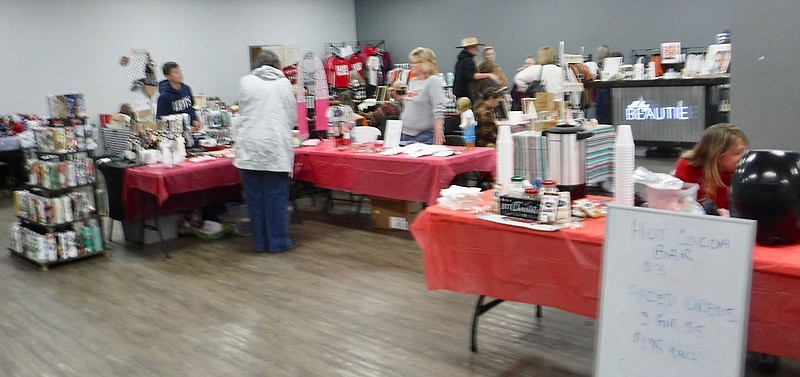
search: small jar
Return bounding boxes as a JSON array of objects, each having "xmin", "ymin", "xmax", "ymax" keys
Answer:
[
  {"xmin": 509, "ymin": 176, "xmax": 526, "ymax": 197},
  {"xmin": 492, "ymin": 183, "xmax": 503, "ymax": 213},
  {"xmin": 524, "ymin": 188, "xmax": 540, "ymax": 200},
  {"xmin": 541, "ymin": 179, "xmax": 559, "ymax": 195}
]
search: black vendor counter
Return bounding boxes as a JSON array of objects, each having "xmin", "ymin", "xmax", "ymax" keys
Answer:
[{"xmin": 587, "ymin": 77, "xmax": 729, "ymax": 148}]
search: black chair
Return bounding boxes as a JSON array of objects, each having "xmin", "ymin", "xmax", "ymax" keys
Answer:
[
  {"xmin": 444, "ymin": 133, "xmax": 465, "ymax": 147},
  {"xmin": 290, "ymin": 180, "xmax": 329, "ymax": 223},
  {"xmin": 291, "ymin": 180, "xmax": 364, "ymax": 218},
  {"xmin": 0, "ymin": 161, "xmax": 10, "ymax": 197},
  {"xmin": 443, "ymin": 133, "xmax": 492, "ymax": 190},
  {"xmin": 443, "ymin": 116, "xmax": 462, "ymax": 135},
  {"xmin": 375, "ymin": 115, "xmax": 400, "ymax": 140}
]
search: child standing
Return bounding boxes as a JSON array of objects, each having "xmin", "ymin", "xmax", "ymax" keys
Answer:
[{"xmin": 457, "ymin": 97, "xmax": 476, "ymax": 149}]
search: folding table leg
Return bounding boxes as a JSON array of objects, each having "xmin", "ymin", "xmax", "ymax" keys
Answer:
[
  {"xmin": 469, "ymin": 295, "xmax": 505, "ymax": 352},
  {"xmin": 140, "ymin": 191, "xmax": 170, "ymax": 258},
  {"xmin": 151, "ymin": 209, "xmax": 170, "ymax": 258}
]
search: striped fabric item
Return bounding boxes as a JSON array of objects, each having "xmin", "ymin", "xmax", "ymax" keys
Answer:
[
  {"xmin": 586, "ymin": 124, "xmax": 615, "ymax": 185},
  {"xmin": 510, "ymin": 125, "xmax": 615, "ymax": 185},
  {"xmin": 101, "ymin": 128, "xmax": 133, "ymax": 157},
  {"xmin": 512, "ymin": 131, "xmax": 547, "ymax": 181}
]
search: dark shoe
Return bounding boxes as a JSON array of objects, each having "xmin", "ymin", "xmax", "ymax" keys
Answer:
[{"xmin": 268, "ymin": 242, "xmax": 296, "ymax": 254}]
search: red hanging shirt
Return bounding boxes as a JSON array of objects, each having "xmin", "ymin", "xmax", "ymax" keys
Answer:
[
  {"xmin": 348, "ymin": 54, "xmax": 366, "ymax": 79},
  {"xmin": 325, "ymin": 55, "xmax": 351, "ymax": 88},
  {"xmin": 283, "ymin": 64, "xmax": 298, "ymax": 85}
]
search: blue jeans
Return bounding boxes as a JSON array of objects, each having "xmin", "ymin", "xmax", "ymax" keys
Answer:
[
  {"xmin": 401, "ymin": 130, "xmax": 434, "ymax": 145},
  {"xmin": 239, "ymin": 169, "xmax": 293, "ymax": 252}
]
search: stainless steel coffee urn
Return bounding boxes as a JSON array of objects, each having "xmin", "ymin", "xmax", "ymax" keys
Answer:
[{"xmin": 544, "ymin": 124, "xmax": 594, "ymax": 199}]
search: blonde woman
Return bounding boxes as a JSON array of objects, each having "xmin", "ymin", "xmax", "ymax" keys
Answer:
[
  {"xmin": 400, "ymin": 47, "xmax": 447, "ymax": 145},
  {"xmin": 513, "ymin": 45, "xmax": 564, "ymax": 94}
]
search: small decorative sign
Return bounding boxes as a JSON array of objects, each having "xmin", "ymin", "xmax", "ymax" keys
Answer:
[{"xmin": 499, "ymin": 196, "xmax": 541, "ymax": 221}]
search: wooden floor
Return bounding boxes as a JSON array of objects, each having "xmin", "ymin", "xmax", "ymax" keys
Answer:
[{"xmin": 1, "ymin": 191, "xmax": 798, "ymax": 377}]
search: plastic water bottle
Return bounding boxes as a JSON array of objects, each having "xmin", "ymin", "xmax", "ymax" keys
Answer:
[
  {"xmin": 91, "ymin": 219, "xmax": 104, "ymax": 252},
  {"xmin": 82, "ymin": 225, "xmax": 94, "ymax": 253}
]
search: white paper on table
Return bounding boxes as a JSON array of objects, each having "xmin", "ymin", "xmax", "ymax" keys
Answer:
[
  {"xmin": 476, "ymin": 213, "xmax": 566, "ymax": 232},
  {"xmin": 384, "ymin": 120, "xmax": 403, "ymax": 148},
  {"xmin": 380, "ymin": 147, "xmax": 403, "ymax": 156}
]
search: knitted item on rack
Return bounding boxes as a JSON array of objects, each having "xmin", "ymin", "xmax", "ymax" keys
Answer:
[
  {"xmin": 443, "ymin": 87, "xmax": 457, "ymax": 115},
  {"xmin": 349, "ymin": 81, "xmax": 366, "ymax": 101},
  {"xmin": 301, "ymin": 53, "xmax": 330, "ymax": 131}
]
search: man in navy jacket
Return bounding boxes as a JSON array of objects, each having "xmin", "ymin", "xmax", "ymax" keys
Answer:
[{"xmin": 156, "ymin": 61, "xmax": 202, "ymax": 131}]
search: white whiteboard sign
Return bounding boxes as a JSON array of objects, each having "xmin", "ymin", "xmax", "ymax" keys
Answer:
[{"xmin": 595, "ymin": 205, "xmax": 756, "ymax": 377}]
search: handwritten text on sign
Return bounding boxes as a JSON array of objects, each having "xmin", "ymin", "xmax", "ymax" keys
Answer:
[{"xmin": 596, "ymin": 207, "xmax": 754, "ymax": 377}]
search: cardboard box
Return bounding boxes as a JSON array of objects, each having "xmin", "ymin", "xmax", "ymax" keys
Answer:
[{"xmin": 370, "ymin": 197, "xmax": 423, "ymax": 231}]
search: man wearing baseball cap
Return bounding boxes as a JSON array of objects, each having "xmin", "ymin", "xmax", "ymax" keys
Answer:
[{"xmin": 453, "ymin": 37, "xmax": 501, "ymax": 102}]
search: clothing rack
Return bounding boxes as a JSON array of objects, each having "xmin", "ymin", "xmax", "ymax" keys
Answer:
[{"xmin": 325, "ymin": 40, "xmax": 385, "ymax": 56}]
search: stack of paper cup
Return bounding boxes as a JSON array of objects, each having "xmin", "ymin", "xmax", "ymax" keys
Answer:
[
  {"xmin": 614, "ymin": 125, "xmax": 636, "ymax": 206},
  {"xmin": 496, "ymin": 125, "xmax": 514, "ymax": 195}
]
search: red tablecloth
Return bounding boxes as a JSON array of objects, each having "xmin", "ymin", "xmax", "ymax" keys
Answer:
[
  {"xmin": 411, "ymin": 192, "xmax": 800, "ymax": 359},
  {"xmin": 123, "ymin": 158, "xmax": 242, "ymax": 219},
  {"xmin": 121, "ymin": 143, "xmax": 496, "ymax": 219},
  {"xmin": 294, "ymin": 141, "xmax": 496, "ymax": 204}
]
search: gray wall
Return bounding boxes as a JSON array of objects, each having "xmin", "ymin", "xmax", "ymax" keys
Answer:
[
  {"xmin": 357, "ymin": 0, "xmax": 800, "ymax": 150},
  {"xmin": 0, "ymin": 0, "xmax": 356, "ymax": 119},
  {"xmin": 4, "ymin": 1, "xmax": 796, "ymax": 149},
  {"xmin": 355, "ymin": 0, "xmax": 730, "ymax": 78},
  {"xmin": 730, "ymin": 0, "xmax": 800, "ymax": 150}
]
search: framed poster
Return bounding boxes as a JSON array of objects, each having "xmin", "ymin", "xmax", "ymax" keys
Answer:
[
  {"xmin": 376, "ymin": 86, "xmax": 388, "ymax": 102},
  {"xmin": 383, "ymin": 120, "xmax": 403, "ymax": 148}
]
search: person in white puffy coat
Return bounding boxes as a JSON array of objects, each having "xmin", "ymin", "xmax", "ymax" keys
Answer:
[
  {"xmin": 512, "ymin": 45, "xmax": 564, "ymax": 95},
  {"xmin": 234, "ymin": 50, "xmax": 297, "ymax": 253}
]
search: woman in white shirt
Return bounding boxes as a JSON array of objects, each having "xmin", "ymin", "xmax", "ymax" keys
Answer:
[{"xmin": 512, "ymin": 46, "xmax": 563, "ymax": 95}]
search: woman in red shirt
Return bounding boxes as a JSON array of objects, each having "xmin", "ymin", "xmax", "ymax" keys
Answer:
[{"xmin": 673, "ymin": 123, "xmax": 749, "ymax": 214}]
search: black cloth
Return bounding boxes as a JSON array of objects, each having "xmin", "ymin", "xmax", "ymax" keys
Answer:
[
  {"xmin": 0, "ymin": 149, "xmax": 27, "ymax": 189},
  {"xmin": 453, "ymin": 50, "xmax": 477, "ymax": 102},
  {"xmin": 97, "ymin": 160, "xmax": 140, "ymax": 220},
  {"xmin": 595, "ymin": 88, "xmax": 611, "ymax": 125}
]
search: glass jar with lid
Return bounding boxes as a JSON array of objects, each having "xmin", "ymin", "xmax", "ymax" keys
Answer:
[
  {"xmin": 509, "ymin": 176, "xmax": 526, "ymax": 197},
  {"xmin": 541, "ymin": 179, "xmax": 559, "ymax": 195},
  {"xmin": 524, "ymin": 188, "xmax": 540, "ymax": 200}
]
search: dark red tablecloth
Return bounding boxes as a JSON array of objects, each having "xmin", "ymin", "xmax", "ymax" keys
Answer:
[
  {"xmin": 123, "ymin": 158, "xmax": 242, "ymax": 219},
  {"xmin": 294, "ymin": 141, "xmax": 496, "ymax": 204},
  {"xmin": 411, "ymin": 191, "xmax": 800, "ymax": 359},
  {"xmin": 121, "ymin": 143, "xmax": 496, "ymax": 219}
]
